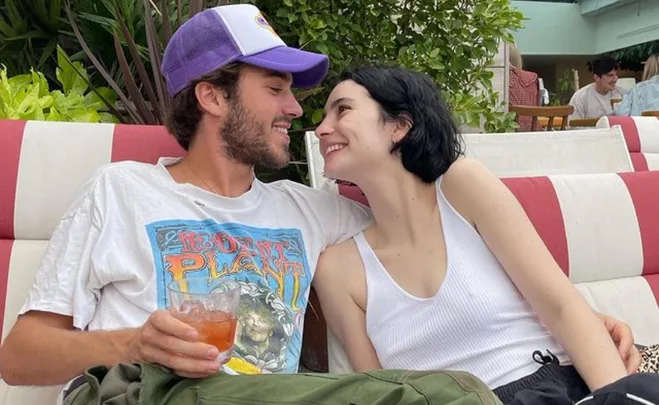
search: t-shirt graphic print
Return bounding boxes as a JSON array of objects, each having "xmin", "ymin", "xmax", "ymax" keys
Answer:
[{"xmin": 146, "ymin": 218, "xmax": 311, "ymax": 375}]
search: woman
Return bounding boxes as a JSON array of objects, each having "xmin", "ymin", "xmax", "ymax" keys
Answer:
[
  {"xmin": 508, "ymin": 42, "xmax": 541, "ymax": 131},
  {"xmin": 312, "ymin": 66, "xmax": 632, "ymax": 404},
  {"xmin": 615, "ymin": 54, "xmax": 659, "ymax": 116}
]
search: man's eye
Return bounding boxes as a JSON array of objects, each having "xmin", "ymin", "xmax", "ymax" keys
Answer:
[{"xmin": 270, "ymin": 87, "xmax": 283, "ymax": 93}]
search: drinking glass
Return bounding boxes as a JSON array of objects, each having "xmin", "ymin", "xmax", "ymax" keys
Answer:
[{"xmin": 168, "ymin": 277, "xmax": 241, "ymax": 364}]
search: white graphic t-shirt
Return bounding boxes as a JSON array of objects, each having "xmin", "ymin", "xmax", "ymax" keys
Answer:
[{"xmin": 20, "ymin": 158, "xmax": 372, "ymax": 375}]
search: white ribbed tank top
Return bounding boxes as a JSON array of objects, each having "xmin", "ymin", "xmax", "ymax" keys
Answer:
[{"xmin": 354, "ymin": 178, "xmax": 567, "ymax": 389}]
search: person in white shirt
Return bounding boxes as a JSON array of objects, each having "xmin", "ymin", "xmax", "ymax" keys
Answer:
[
  {"xmin": 569, "ymin": 56, "xmax": 626, "ymax": 120},
  {"xmin": 0, "ymin": 1, "xmax": 367, "ymax": 392},
  {"xmin": 313, "ymin": 65, "xmax": 650, "ymax": 405}
]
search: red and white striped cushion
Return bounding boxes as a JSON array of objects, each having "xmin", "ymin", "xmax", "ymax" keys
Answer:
[
  {"xmin": 597, "ymin": 116, "xmax": 659, "ymax": 171},
  {"xmin": 502, "ymin": 173, "xmax": 659, "ymax": 345},
  {"xmin": 328, "ymin": 172, "xmax": 659, "ymax": 373},
  {"xmin": 0, "ymin": 120, "xmax": 184, "ymax": 404}
]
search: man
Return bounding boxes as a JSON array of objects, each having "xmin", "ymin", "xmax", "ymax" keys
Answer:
[
  {"xmin": 569, "ymin": 55, "xmax": 626, "ymax": 120},
  {"xmin": 0, "ymin": 2, "xmax": 368, "ymax": 383},
  {"xmin": 0, "ymin": 4, "xmax": 644, "ymax": 405}
]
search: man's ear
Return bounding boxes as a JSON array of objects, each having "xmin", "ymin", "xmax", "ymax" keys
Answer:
[
  {"xmin": 195, "ymin": 82, "xmax": 228, "ymax": 118},
  {"xmin": 391, "ymin": 113, "xmax": 413, "ymax": 144}
]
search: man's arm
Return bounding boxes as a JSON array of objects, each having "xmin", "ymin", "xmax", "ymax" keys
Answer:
[
  {"xmin": 0, "ymin": 311, "xmax": 133, "ymax": 385},
  {"xmin": 595, "ymin": 311, "xmax": 641, "ymax": 373},
  {"xmin": 0, "ymin": 310, "xmax": 223, "ymax": 386}
]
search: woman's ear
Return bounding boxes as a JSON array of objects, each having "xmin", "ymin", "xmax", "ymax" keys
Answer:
[
  {"xmin": 195, "ymin": 82, "xmax": 229, "ymax": 118},
  {"xmin": 391, "ymin": 113, "xmax": 413, "ymax": 144}
]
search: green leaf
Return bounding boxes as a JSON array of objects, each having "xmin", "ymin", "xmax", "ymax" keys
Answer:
[
  {"xmin": 53, "ymin": 92, "xmax": 86, "ymax": 112},
  {"xmin": 0, "ymin": 67, "xmax": 12, "ymax": 109},
  {"xmin": 31, "ymin": 70, "xmax": 50, "ymax": 98},
  {"xmin": 466, "ymin": 111, "xmax": 482, "ymax": 128},
  {"xmin": 5, "ymin": 0, "xmax": 27, "ymax": 33},
  {"xmin": 8, "ymin": 74, "xmax": 32, "ymax": 97},
  {"xmin": 311, "ymin": 108, "xmax": 324, "ymax": 124},
  {"xmin": 0, "ymin": 15, "xmax": 17, "ymax": 37},
  {"xmin": 68, "ymin": 108, "xmax": 100, "ymax": 123},
  {"xmin": 38, "ymin": 94, "xmax": 54, "ymax": 110},
  {"xmin": 46, "ymin": 106, "xmax": 62, "ymax": 121},
  {"xmin": 50, "ymin": 90, "xmax": 71, "ymax": 111},
  {"xmin": 310, "ymin": 19, "xmax": 326, "ymax": 29},
  {"xmin": 317, "ymin": 43, "xmax": 330, "ymax": 55},
  {"xmin": 2, "ymin": 31, "xmax": 51, "ymax": 41},
  {"xmin": 50, "ymin": 0, "xmax": 63, "ymax": 26},
  {"xmin": 56, "ymin": 46, "xmax": 89, "ymax": 95},
  {"xmin": 84, "ymin": 87, "xmax": 118, "ymax": 110},
  {"xmin": 99, "ymin": 112, "xmax": 119, "ymax": 123},
  {"xmin": 16, "ymin": 84, "xmax": 40, "ymax": 115}
]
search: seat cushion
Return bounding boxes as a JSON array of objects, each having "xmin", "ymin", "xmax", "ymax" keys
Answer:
[{"xmin": 0, "ymin": 381, "xmax": 64, "ymax": 405}]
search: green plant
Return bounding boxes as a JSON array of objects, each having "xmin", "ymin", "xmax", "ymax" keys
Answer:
[
  {"xmin": 613, "ymin": 40, "xmax": 659, "ymax": 71},
  {"xmin": 0, "ymin": 46, "xmax": 118, "ymax": 122},
  {"xmin": 549, "ymin": 69, "xmax": 574, "ymax": 106},
  {"xmin": 65, "ymin": 0, "xmax": 221, "ymax": 124},
  {"xmin": 0, "ymin": 0, "xmax": 66, "ymax": 83},
  {"xmin": 256, "ymin": 0, "xmax": 524, "ymax": 132}
]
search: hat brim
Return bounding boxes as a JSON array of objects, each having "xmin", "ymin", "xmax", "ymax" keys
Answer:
[{"xmin": 239, "ymin": 46, "xmax": 329, "ymax": 88}]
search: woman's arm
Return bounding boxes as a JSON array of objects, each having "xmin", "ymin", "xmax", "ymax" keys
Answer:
[
  {"xmin": 442, "ymin": 158, "xmax": 627, "ymax": 391},
  {"xmin": 313, "ymin": 242, "xmax": 382, "ymax": 372}
]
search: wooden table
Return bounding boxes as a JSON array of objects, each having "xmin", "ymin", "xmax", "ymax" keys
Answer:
[{"xmin": 538, "ymin": 116, "xmax": 564, "ymax": 129}]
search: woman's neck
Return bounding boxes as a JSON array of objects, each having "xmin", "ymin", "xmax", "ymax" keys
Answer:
[{"xmin": 355, "ymin": 164, "xmax": 439, "ymax": 248}]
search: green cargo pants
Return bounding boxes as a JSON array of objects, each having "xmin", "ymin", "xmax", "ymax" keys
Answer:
[{"xmin": 64, "ymin": 363, "xmax": 502, "ymax": 405}]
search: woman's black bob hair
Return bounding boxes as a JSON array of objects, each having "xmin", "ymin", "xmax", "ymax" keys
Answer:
[{"xmin": 339, "ymin": 65, "xmax": 464, "ymax": 183}]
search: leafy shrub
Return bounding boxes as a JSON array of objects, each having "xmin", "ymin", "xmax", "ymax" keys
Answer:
[{"xmin": 0, "ymin": 47, "xmax": 118, "ymax": 122}]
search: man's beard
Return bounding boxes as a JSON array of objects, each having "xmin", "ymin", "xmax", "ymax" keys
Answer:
[{"xmin": 220, "ymin": 96, "xmax": 290, "ymax": 169}]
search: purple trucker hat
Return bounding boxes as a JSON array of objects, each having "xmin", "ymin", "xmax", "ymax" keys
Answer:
[{"xmin": 161, "ymin": 4, "xmax": 330, "ymax": 96}]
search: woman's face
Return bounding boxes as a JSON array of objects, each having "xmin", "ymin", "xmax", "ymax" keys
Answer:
[{"xmin": 315, "ymin": 80, "xmax": 398, "ymax": 182}]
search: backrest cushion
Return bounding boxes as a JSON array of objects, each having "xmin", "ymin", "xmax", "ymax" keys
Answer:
[
  {"xmin": 305, "ymin": 127, "xmax": 634, "ymax": 194},
  {"xmin": 0, "ymin": 120, "xmax": 185, "ymax": 340},
  {"xmin": 462, "ymin": 128, "xmax": 633, "ymax": 177},
  {"xmin": 597, "ymin": 116, "xmax": 659, "ymax": 171}
]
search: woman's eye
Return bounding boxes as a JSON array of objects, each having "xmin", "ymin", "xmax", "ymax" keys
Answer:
[{"xmin": 338, "ymin": 105, "xmax": 349, "ymax": 114}]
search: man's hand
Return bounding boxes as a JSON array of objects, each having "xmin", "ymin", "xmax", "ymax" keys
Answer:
[
  {"xmin": 126, "ymin": 310, "xmax": 222, "ymax": 378},
  {"xmin": 598, "ymin": 312, "xmax": 641, "ymax": 374}
]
